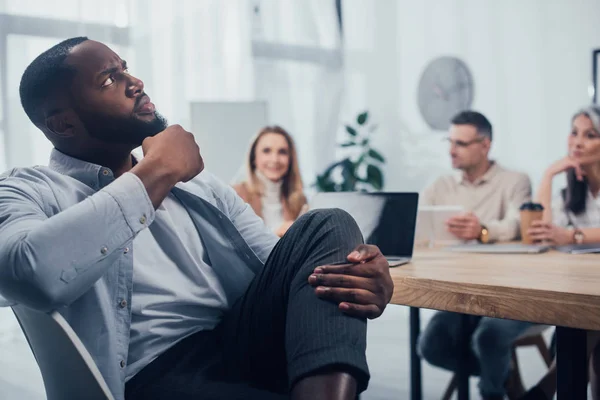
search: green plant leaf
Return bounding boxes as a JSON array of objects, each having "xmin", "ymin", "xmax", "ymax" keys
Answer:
[
  {"xmin": 314, "ymin": 173, "xmax": 337, "ymax": 192},
  {"xmin": 361, "ymin": 138, "xmax": 369, "ymax": 146},
  {"xmin": 357, "ymin": 111, "xmax": 368, "ymax": 125},
  {"xmin": 345, "ymin": 125, "xmax": 358, "ymax": 136},
  {"xmin": 340, "ymin": 159, "xmax": 357, "ymax": 192},
  {"xmin": 366, "ymin": 164, "xmax": 384, "ymax": 190},
  {"xmin": 321, "ymin": 159, "xmax": 345, "ymax": 177},
  {"xmin": 356, "ymin": 153, "xmax": 366, "ymax": 165},
  {"xmin": 339, "ymin": 141, "xmax": 356, "ymax": 147},
  {"xmin": 368, "ymin": 149, "xmax": 385, "ymax": 162}
]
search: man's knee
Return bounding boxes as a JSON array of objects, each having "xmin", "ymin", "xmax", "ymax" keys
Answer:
[
  {"xmin": 299, "ymin": 208, "xmax": 362, "ymax": 240},
  {"xmin": 302, "ymin": 208, "xmax": 356, "ymax": 225}
]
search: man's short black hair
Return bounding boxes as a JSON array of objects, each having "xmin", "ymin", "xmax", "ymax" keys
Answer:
[
  {"xmin": 451, "ymin": 110, "xmax": 493, "ymax": 140},
  {"xmin": 19, "ymin": 36, "xmax": 89, "ymax": 125}
]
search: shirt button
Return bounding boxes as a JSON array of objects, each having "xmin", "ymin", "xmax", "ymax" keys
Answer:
[
  {"xmin": 120, "ymin": 360, "xmax": 125, "ymax": 368},
  {"xmin": 100, "ymin": 246, "xmax": 108, "ymax": 255},
  {"xmin": 124, "ymin": 247, "xmax": 130, "ymax": 254},
  {"xmin": 139, "ymin": 215, "xmax": 147, "ymax": 224},
  {"xmin": 119, "ymin": 299, "xmax": 127, "ymax": 308},
  {"xmin": 102, "ymin": 169, "xmax": 110, "ymax": 176}
]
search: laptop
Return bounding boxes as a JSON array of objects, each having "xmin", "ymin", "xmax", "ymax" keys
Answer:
[
  {"xmin": 310, "ymin": 192, "xmax": 419, "ymax": 266},
  {"xmin": 447, "ymin": 243, "xmax": 550, "ymax": 254},
  {"xmin": 555, "ymin": 243, "xmax": 600, "ymax": 254}
]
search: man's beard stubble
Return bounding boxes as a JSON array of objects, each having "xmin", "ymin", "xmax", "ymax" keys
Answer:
[{"xmin": 81, "ymin": 112, "xmax": 168, "ymax": 146}]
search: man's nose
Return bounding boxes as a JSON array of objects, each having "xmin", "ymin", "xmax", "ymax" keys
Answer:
[{"xmin": 125, "ymin": 73, "xmax": 144, "ymax": 97}]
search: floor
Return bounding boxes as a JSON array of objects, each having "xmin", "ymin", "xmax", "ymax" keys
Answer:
[{"xmin": 0, "ymin": 306, "xmax": 567, "ymax": 399}]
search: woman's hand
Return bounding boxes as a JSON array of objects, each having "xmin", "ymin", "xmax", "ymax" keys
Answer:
[
  {"xmin": 545, "ymin": 156, "xmax": 585, "ymax": 181},
  {"xmin": 527, "ymin": 220, "xmax": 573, "ymax": 246}
]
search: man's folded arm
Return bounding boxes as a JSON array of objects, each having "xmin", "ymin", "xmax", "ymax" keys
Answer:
[{"xmin": 0, "ymin": 172, "xmax": 155, "ymax": 311}]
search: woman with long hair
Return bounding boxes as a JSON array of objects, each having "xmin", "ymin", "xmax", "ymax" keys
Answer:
[
  {"xmin": 234, "ymin": 126, "xmax": 307, "ymax": 237},
  {"xmin": 531, "ymin": 105, "xmax": 600, "ymax": 245},
  {"xmin": 520, "ymin": 106, "xmax": 600, "ymax": 400}
]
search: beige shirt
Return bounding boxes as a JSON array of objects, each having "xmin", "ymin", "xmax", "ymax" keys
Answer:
[{"xmin": 421, "ymin": 162, "xmax": 532, "ymax": 242}]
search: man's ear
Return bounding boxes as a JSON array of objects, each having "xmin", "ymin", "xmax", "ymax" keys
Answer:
[
  {"xmin": 45, "ymin": 111, "xmax": 76, "ymax": 138},
  {"xmin": 482, "ymin": 137, "xmax": 492, "ymax": 153}
]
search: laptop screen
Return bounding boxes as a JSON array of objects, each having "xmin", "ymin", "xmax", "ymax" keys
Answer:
[{"xmin": 309, "ymin": 192, "xmax": 419, "ymax": 258}]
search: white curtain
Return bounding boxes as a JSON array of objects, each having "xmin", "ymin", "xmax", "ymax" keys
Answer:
[
  {"xmin": 129, "ymin": 0, "xmax": 255, "ymax": 129},
  {"xmin": 252, "ymin": 0, "xmax": 343, "ymax": 192}
]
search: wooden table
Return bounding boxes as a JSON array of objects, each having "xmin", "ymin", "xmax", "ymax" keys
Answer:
[{"xmin": 390, "ymin": 249, "xmax": 600, "ymax": 400}]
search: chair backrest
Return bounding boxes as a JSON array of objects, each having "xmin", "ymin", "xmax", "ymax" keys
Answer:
[{"xmin": 12, "ymin": 305, "xmax": 115, "ymax": 400}]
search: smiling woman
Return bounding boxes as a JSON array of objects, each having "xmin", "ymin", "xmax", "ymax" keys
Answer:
[{"xmin": 233, "ymin": 126, "xmax": 307, "ymax": 237}]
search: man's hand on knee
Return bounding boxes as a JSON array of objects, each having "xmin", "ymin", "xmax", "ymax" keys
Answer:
[{"xmin": 308, "ymin": 244, "xmax": 394, "ymax": 319}]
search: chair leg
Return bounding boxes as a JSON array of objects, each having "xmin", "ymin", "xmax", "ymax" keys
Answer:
[
  {"xmin": 533, "ymin": 335, "xmax": 552, "ymax": 367},
  {"xmin": 441, "ymin": 374, "xmax": 458, "ymax": 400},
  {"xmin": 506, "ymin": 348, "xmax": 526, "ymax": 400}
]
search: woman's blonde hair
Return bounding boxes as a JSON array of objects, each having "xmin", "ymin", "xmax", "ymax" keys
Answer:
[{"xmin": 245, "ymin": 125, "xmax": 305, "ymax": 216}]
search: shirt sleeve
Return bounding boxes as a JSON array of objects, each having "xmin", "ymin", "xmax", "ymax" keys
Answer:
[
  {"xmin": 485, "ymin": 173, "xmax": 532, "ymax": 242},
  {"xmin": 0, "ymin": 172, "xmax": 155, "ymax": 311}
]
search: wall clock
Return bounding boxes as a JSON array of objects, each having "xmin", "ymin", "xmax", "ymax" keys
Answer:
[{"xmin": 417, "ymin": 56, "xmax": 474, "ymax": 130}]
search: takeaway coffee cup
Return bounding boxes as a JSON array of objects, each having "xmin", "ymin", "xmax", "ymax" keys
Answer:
[{"xmin": 519, "ymin": 202, "xmax": 544, "ymax": 244}]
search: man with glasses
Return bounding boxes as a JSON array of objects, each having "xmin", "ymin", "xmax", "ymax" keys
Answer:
[{"xmin": 418, "ymin": 110, "xmax": 532, "ymax": 400}]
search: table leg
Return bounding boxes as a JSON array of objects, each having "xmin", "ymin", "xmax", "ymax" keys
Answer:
[
  {"xmin": 409, "ymin": 307, "xmax": 422, "ymax": 400},
  {"xmin": 556, "ymin": 326, "xmax": 587, "ymax": 400},
  {"xmin": 457, "ymin": 314, "xmax": 470, "ymax": 400}
]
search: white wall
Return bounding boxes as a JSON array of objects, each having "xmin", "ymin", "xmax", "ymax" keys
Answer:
[{"xmin": 341, "ymin": 0, "xmax": 600, "ymax": 195}]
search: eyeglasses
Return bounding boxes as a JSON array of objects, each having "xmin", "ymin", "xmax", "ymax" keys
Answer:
[{"xmin": 444, "ymin": 136, "xmax": 485, "ymax": 148}]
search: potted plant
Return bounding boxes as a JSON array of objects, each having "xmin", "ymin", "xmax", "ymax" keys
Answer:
[{"xmin": 314, "ymin": 111, "xmax": 385, "ymax": 192}]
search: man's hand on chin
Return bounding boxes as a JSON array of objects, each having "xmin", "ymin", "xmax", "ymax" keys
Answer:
[{"xmin": 308, "ymin": 244, "xmax": 393, "ymax": 319}]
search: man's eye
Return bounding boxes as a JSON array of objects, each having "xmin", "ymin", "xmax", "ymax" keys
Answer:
[{"xmin": 102, "ymin": 76, "xmax": 115, "ymax": 87}]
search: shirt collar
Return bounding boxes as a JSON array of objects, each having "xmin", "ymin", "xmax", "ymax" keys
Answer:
[
  {"xmin": 48, "ymin": 148, "xmax": 117, "ymax": 190},
  {"xmin": 455, "ymin": 161, "xmax": 500, "ymax": 186}
]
